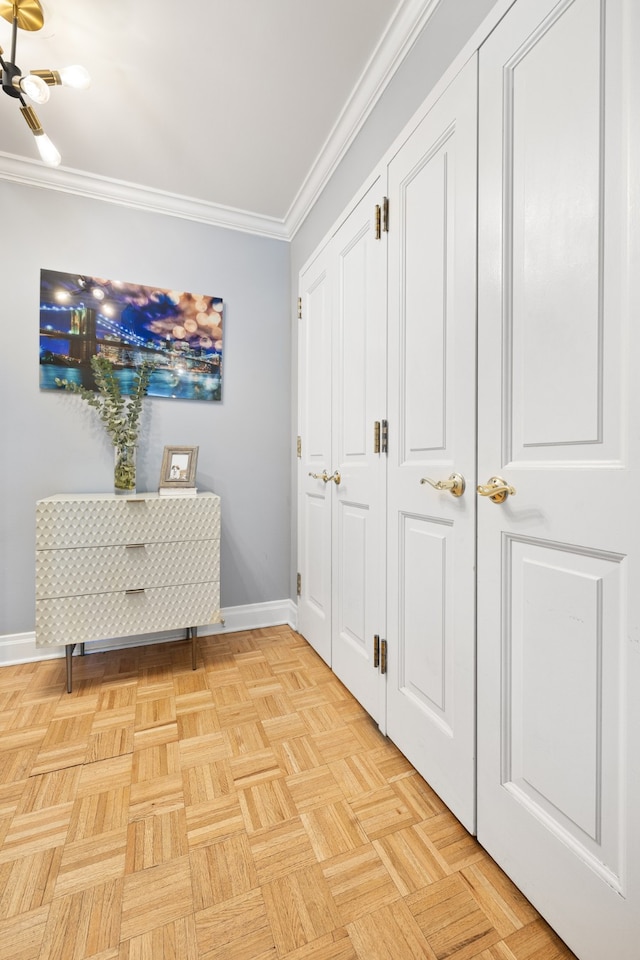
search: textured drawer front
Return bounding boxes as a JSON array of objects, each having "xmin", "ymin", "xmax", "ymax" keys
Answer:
[
  {"xmin": 36, "ymin": 494, "xmax": 221, "ymax": 549},
  {"xmin": 36, "ymin": 581, "xmax": 220, "ymax": 647},
  {"xmin": 36, "ymin": 540, "xmax": 220, "ymax": 599}
]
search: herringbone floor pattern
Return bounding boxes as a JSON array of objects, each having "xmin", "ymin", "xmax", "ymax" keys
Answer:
[{"xmin": 0, "ymin": 626, "xmax": 576, "ymax": 960}]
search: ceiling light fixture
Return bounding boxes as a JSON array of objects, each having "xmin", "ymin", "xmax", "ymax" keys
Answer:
[{"xmin": 0, "ymin": 0, "xmax": 90, "ymax": 167}]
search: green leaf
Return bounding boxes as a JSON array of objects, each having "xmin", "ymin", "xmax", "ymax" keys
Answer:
[{"xmin": 56, "ymin": 355, "xmax": 154, "ymax": 449}]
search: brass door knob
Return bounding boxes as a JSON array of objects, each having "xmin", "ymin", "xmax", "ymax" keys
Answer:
[
  {"xmin": 477, "ymin": 476, "xmax": 516, "ymax": 503},
  {"xmin": 420, "ymin": 473, "xmax": 466, "ymax": 497},
  {"xmin": 309, "ymin": 470, "xmax": 341, "ymax": 485},
  {"xmin": 309, "ymin": 470, "xmax": 331, "ymax": 483}
]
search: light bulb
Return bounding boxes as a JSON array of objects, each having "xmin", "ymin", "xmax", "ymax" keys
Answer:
[
  {"xmin": 20, "ymin": 74, "xmax": 51, "ymax": 104},
  {"xmin": 57, "ymin": 65, "xmax": 91, "ymax": 90},
  {"xmin": 34, "ymin": 132, "xmax": 61, "ymax": 166}
]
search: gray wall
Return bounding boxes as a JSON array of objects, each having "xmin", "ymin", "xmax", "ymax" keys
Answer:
[{"xmin": 0, "ymin": 182, "xmax": 291, "ymax": 635}]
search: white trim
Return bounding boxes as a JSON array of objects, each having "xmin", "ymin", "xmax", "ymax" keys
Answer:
[
  {"xmin": 0, "ymin": 0, "xmax": 458, "ymax": 243},
  {"xmin": 0, "ymin": 152, "xmax": 289, "ymax": 242},
  {"xmin": 284, "ymin": 0, "xmax": 443, "ymax": 238},
  {"xmin": 380, "ymin": 0, "xmax": 516, "ymax": 167},
  {"xmin": 0, "ymin": 599, "xmax": 298, "ymax": 667},
  {"xmin": 206, "ymin": 599, "xmax": 297, "ymax": 636},
  {"xmin": 295, "ymin": 0, "xmax": 517, "ymax": 258},
  {"xmin": 0, "ymin": 1, "xmax": 516, "ymax": 242}
]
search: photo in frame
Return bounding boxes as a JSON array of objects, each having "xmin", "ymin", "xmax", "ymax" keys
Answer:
[{"xmin": 159, "ymin": 446, "xmax": 199, "ymax": 494}]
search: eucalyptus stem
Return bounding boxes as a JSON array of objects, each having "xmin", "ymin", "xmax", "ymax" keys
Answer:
[{"xmin": 56, "ymin": 355, "xmax": 153, "ymax": 448}]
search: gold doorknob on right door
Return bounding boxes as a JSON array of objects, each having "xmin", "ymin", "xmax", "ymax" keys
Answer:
[{"xmin": 477, "ymin": 476, "xmax": 516, "ymax": 504}]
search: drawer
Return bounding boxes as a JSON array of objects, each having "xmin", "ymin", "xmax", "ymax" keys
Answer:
[
  {"xmin": 36, "ymin": 581, "xmax": 220, "ymax": 647},
  {"xmin": 36, "ymin": 494, "xmax": 221, "ymax": 549},
  {"xmin": 36, "ymin": 539, "xmax": 220, "ymax": 599}
]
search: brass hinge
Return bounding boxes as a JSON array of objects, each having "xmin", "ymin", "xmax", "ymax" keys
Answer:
[
  {"xmin": 297, "ymin": 436, "xmax": 302, "ymax": 459},
  {"xmin": 373, "ymin": 634, "xmax": 380, "ymax": 668},
  {"xmin": 381, "ymin": 419, "xmax": 389, "ymax": 454},
  {"xmin": 373, "ymin": 421, "xmax": 381, "ymax": 454},
  {"xmin": 297, "ymin": 296, "xmax": 302, "ymax": 319},
  {"xmin": 374, "ymin": 204, "xmax": 381, "ymax": 240},
  {"xmin": 382, "ymin": 197, "xmax": 389, "ymax": 233},
  {"xmin": 297, "ymin": 572, "xmax": 302, "ymax": 596},
  {"xmin": 380, "ymin": 639, "xmax": 387, "ymax": 675}
]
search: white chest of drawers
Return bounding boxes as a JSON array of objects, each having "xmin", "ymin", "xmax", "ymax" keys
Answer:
[{"xmin": 35, "ymin": 492, "xmax": 221, "ymax": 691}]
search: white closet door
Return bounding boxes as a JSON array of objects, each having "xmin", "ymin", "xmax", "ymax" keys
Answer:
[
  {"xmin": 386, "ymin": 56, "xmax": 478, "ymax": 833},
  {"xmin": 298, "ymin": 178, "xmax": 387, "ymax": 721},
  {"xmin": 298, "ymin": 245, "xmax": 333, "ymax": 665},
  {"xmin": 331, "ymin": 180, "xmax": 387, "ymax": 724},
  {"xmin": 477, "ymin": 1, "xmax": 640, "ymax": 957}
]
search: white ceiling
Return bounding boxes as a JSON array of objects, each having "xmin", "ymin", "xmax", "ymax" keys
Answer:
[{"xmin": 0, "ymin": 0, "xmax": 440, "ymax": 236}]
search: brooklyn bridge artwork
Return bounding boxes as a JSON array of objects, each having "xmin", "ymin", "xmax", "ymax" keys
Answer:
[{"xmin": 39, "ymin": 269, "xmax": 223, "ymax": 401}]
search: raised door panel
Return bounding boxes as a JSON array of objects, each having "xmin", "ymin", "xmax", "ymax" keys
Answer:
[
  {"xmin": 510, "ymin": 2, "xmax": 601, "ymax": 451},
  {"xmin": 386, "ymin": 56, "xmax": 478, "ymax": 832},
  {"xmin": 477, "ymin": 0, "xmax": 640, "ymax": 956},
  {"xmin": 504, "ymin": 539, "xmax": 623, "ymax": 883},
  {"xmin": 401, "ymin": 146, "xmax": 449, "ymax": 458},
  {"xmin": 398, "ymin": 515, "xmax": 453, "ymax": 727},
  {"xmin": 499, "ymin": 0, "xmax": 621, "ymax": 463}
]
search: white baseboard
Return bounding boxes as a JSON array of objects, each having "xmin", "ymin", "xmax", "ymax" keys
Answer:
[{"xmin": 0, "ymin": 599, "xmax": 298, "ymax": 667}]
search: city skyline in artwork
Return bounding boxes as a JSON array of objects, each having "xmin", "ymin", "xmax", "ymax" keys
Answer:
[{"xmin": 39, "ymin": 269, "xmax": 224, "ymax": 401}]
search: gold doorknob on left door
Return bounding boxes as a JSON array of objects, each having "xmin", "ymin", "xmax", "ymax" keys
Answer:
[
  {"xmin": 308, "ymin": 470, "xmax": 331, "ymax": 483},
  {"xmin": 420, "ymin": 473, "xmax": 466, "ymax": 497},
  {"xmin": 477, "ymin": 476, "xmax": 516, "ymax": 503}
]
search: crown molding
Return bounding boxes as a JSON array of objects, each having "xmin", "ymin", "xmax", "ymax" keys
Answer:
[
  {"xmin": 0, "ymin": 0, "xmax": 441, "ymax": 243},
  {"xmin": 0, "ymin": 151, "xmax": 290, "ymax": 241},
  {"xmin": 284, "ymin": 0, "xmax": 443, "ymax": 238}
]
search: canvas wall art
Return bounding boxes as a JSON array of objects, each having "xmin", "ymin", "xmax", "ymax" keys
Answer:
[{"xmin": 39, "ymin": 269, "xmax": 223, "ymax": 401}]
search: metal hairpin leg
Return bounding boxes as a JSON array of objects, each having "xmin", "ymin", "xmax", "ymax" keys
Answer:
[
  {"xmin": 65, "ymin": 644, "xmax": 73, "ymax": 694},
  {"xmin": 190, "ymin": 626, "xmax": 197, "ymax": 670},
  {"xmin": 65, "ymin": 642, "xmax": 86, "ymax": 693}
]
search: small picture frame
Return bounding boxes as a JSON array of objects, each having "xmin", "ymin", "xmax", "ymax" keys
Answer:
[{"xmin": 159, "ymin": 445, "xmax": 199, "ymax": 488}]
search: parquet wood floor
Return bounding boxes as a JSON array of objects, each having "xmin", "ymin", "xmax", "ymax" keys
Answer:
[{"xmin": 0, "ymin": 626, "xmax": 577, "ymax": 960}]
